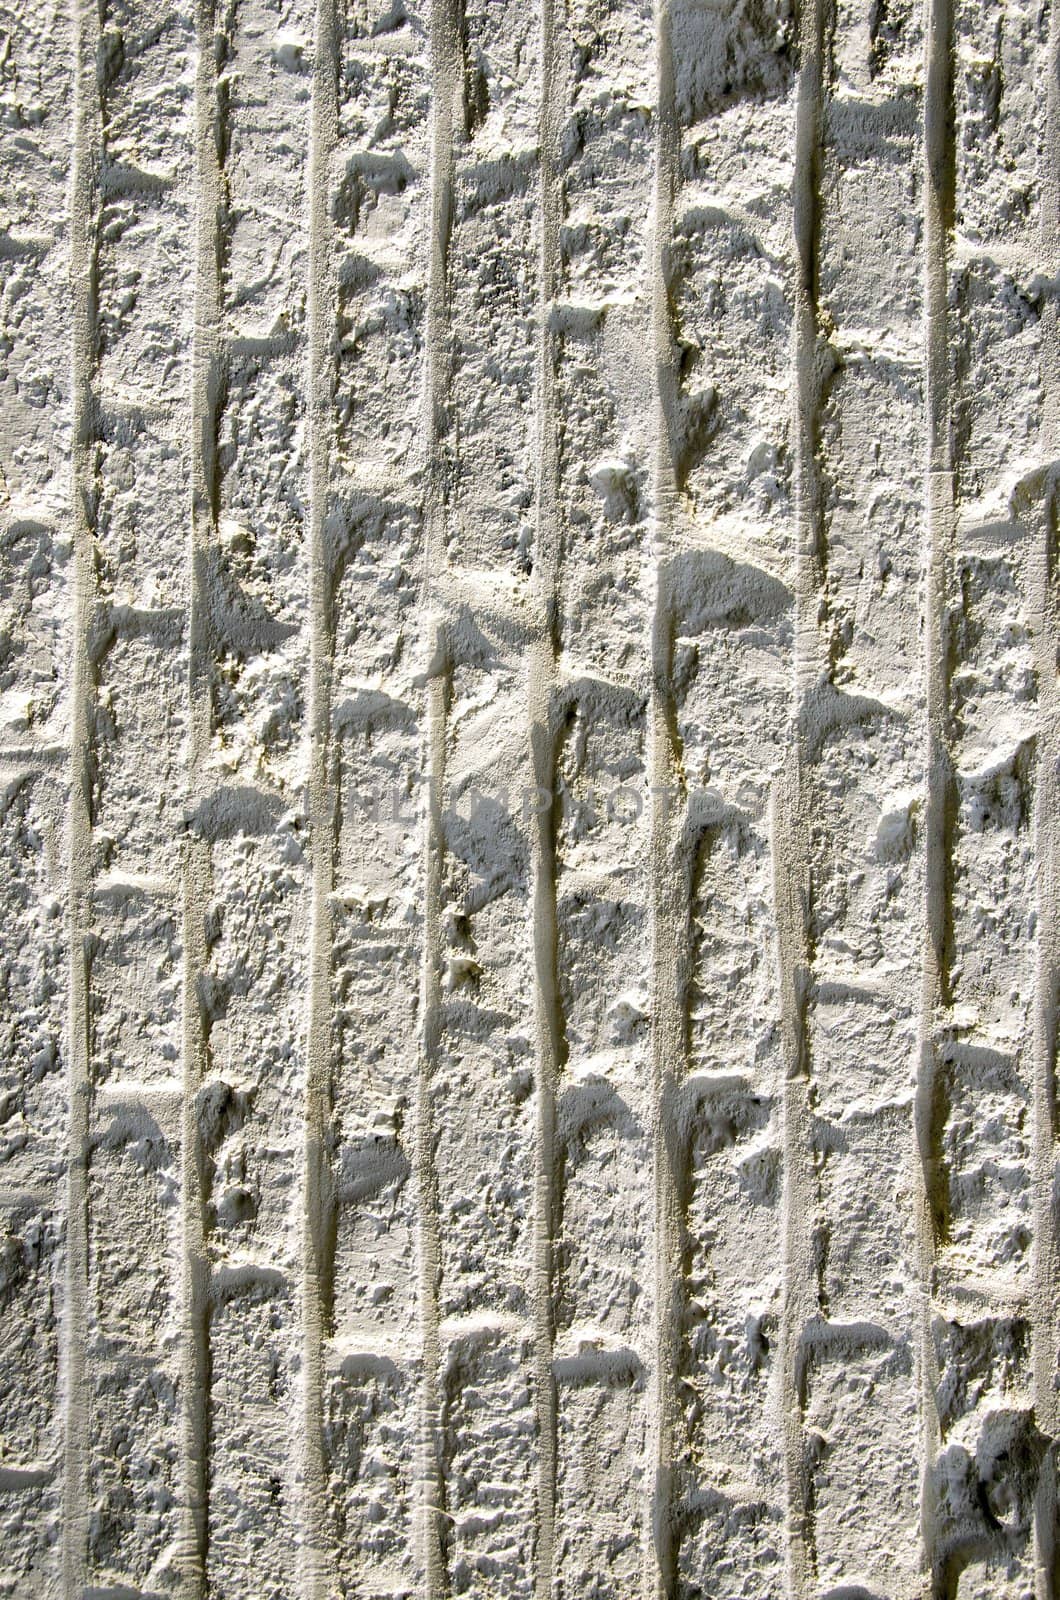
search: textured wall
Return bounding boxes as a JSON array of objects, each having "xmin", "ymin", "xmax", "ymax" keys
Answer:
[{"xmin": 0, "ymin": 0, "xmax": 1058, "ymax": 1596}]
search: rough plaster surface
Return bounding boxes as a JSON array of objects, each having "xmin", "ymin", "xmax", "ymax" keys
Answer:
[{"xmin": 0, "ymin": 0, "xmax": 1059, "ymax": 1597}]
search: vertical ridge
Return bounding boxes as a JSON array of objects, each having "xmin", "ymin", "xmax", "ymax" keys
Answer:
[
  {"xmin": 181, "ymin": 2, "xmax": 226, "ymax": 1591},
  {"xmin": 302, "ymin": 1, "xmax": 340, "ymax": 1594},
  {"xmin": 918, "ymin": 0, "xmax": 956, "ymax": 1587},
  {"xmin": 648, "ymin": 3, "xmax": 682, "ymax": 1594},
  {"xmin": 1032, "ymin": 3, "xmax": 1060, "ymax": 1593},
  {"xmin": 776, "ymin": 0, "xmax": 827, "ymax": 1595},
  {"xmin": 529, "ymin": 0, "xmax": 565, "ymax": 1594},
  {"xmin": 419, "ymin": 657, "xmax": 447, "ymax": 1599},
  {"xmin": 178, "ymin": 839, "xmax": 211, "ymax": 1600},
  {"xmin": 419, "ymin": 3, "xmax": 462, "ymax": 1592},
  {"xmin": 62, "ymin": 0, "xmax": 101, "ymax": 1589}
]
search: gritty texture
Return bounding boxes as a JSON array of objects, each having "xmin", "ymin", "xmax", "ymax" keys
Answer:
[{"xmin": 0, "ymin": 0, "xmax": 1058, "ymax": 1597}]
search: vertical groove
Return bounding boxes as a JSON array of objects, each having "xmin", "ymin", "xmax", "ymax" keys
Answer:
[
  {"xmin": 419, "ymin": 2, "xmax": 461, "ymax": 1592},
  {"xmin": 648, "ymin": 3, "xmax": 681, "ymax": 1594},
  {"xmin": 1032, "ymin": 3, "xmax": 1060, "ymax": 1593},
  {"xmin": 62, "ymin": 0, "xmax": 101, "ymax": 1589},
  {"xmin": 529, "ymin": 0, "xmax": 566, "ymax": 1588},
  {"xmin": 771, "ymin": 773, "xmax": 814, "ymax": 1600},
  {"xmin": 792, "ymin": 0, "xmax": 827, "ymax": 690},
  {"xmin": 918, "ymin": 0, "xmax": 955, "ymax": 1587},
  {"xmin": 181, "ymin": 1, "xmax": 226, "ymax": 1591},
  {"xmin": 302, "ymin": 1, "xmax": 340, "ymax": 1595},
  {"xmin": 776, "ymin": 0, "xmax": 827, "ymax": 1595},
  {"xmin": 528, "ymin": 1, "xmax": 564, "ymax": 1595}
]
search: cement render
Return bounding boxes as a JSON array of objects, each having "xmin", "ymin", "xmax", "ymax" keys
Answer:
[{"xmin": 0, "ymin": 0, "xmax": 1058, "ymax": 1597}]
